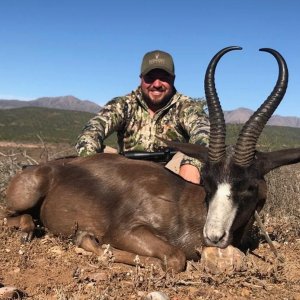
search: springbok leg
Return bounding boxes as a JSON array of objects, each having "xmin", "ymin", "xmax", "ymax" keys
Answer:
[
  {"xmin": 75, "ymin": 231, "xmax": 162, "ymax": 268},
  {"xmin": 104, "ymin": 225, "xmax": 187, "ymax": 273},
  {"xmin": 4, "ymin": 214, "xmax": 35, "ymax": 242}
]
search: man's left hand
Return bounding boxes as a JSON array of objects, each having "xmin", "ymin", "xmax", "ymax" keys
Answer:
[{"xmin": 179, "ymin": 164, "xmax": 200, "ymax": 184}]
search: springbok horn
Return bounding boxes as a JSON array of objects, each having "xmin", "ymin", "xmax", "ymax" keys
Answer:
[
  {"xmin": 233, "ymin": 48, "xmax": 288, "ymax": 167},
  {"xmin": 205, "ymin": 46, "xmax": 242, "ymax": 162}
]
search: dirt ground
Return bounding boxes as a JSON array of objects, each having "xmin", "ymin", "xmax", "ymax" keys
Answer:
[
  {"xmin": 0, "ymin": 215, "xmax": 299, "ymax": 300},
  {"xmin": 0, "ymin": 144, "xmax": 299, "ymax": 300}
]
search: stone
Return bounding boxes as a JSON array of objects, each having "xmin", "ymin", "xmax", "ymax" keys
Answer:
[
  {"xmin": 0, "ymin": 286, "xmax": 26, "ymax": 299},
  {"xmin": 144, "ymin": 291, "xmax": 170, "ymax": 300},
  {"xmin": 199, "ymin": 245, "xmax": 246, "ymax": 274}
]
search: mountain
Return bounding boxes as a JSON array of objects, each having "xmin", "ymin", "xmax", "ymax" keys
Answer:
[
  {"xmin": 224, "ymin": 108, "xmax": 300, "ymax": 128},
  {"xmin": 224, "ymin": 108, "xmax": 253, "ymax": 124},
  {"xmin": 0, "ymin": 96, "xmax": 101, "ymax": 113}
]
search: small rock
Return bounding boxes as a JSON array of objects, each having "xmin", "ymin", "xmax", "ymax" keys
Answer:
[
  {"xmin": 199, "ymin": 245, "xmax": 246, "ymax": 274},
  {"xmin": 144, "ymin": 291, "xmax": 169, "ymax": 300},
  {"xmin": 0, "ymin": 286, "xmax": 26, "ymax": 299},
  {"xmin": 137, "ymin": 291, "xmax": 146, "ymax": 298},
  {"xmin": 240, "ymin": 287, "xmax": 250, "ymax": 297},
  {"xmin": 72, "ymin": 267, "xmax": 81, "ymax": 278},
  {"xmin": 86, "ymin": 282, "xmax": 95, "ymax": 288},
  {"xmin": 87, "ymin": 272, "xmax": 108, "ymax": 282},
  {"xmin": 74, "ymin": 247, "xmax": 93, "ymax": 256},
  {"xmin": 49, "ymin": 246, "xmax": 63, "ymax": 255},
  {"xmin": 272, "ymin": 241, "xmax": 281, "ymax": 249}
]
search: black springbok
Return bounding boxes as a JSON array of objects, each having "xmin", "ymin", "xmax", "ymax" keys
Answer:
[{"xmin": 5, "ymin": 47, "xmax": 300, "ymax": 272}]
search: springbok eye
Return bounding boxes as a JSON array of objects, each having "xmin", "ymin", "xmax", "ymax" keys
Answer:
[
  {"xmin": 236, "ymin": 183, "xmax": 258, "ymax": 200},
  {"xmin": 248, "ymin": 184, "xmax": 256, "ymax": 191}
]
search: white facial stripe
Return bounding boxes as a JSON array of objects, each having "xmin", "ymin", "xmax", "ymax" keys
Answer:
[
  {"xmin": 208, "ymin": 183, "xmax": 233, "ymax": 222},
  {"xmin": 204, "ymin": 183, "xmax": 238, "ymax": 244}
]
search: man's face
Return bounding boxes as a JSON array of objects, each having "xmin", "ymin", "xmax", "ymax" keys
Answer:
[{"xmin": 140, "ymin": 69, "xmax": 175, "ymax": 109}]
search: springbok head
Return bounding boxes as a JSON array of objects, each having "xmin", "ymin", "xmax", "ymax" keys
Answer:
[{"xmin": 165, "ymin": 46, "xmax": 298, "ymax": 248}]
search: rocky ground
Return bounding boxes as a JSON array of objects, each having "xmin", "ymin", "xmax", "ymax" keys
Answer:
[
  {"xmin": 0, "ymin": 145, "xmax": 299, "ymax": 299},
  {"xmin": 0, "ymin": 216, "xmax": 299, "ymax": 300}
]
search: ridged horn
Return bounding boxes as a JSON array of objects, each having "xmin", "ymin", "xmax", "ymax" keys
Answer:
[
  {"xmin": 233, "ymin": 48, "xmax": 288, "ymax": 167},
  {"xmin": 205, "ymin": 46, "xmax": 242, "ymax": 162}
]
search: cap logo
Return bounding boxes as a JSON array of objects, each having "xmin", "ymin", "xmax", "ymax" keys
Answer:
[{"xmin": 149, "ymin": 53, "xmax": 165, "ymax": 65}]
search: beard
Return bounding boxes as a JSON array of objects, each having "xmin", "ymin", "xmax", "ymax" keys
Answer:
[{"xmin": 141, "ymin": 88, "xmax": 175, "ymax": 111}]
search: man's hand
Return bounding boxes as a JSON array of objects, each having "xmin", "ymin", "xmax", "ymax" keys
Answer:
[{"xmin": 179, "ymin": 164, "xmax": 201, "ymax": 184}]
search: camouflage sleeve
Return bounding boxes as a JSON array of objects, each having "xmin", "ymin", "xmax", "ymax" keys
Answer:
[
  {"xmin": 179, "ymin": 99, "xmax": 210, "ymax": 170},
  {"xmin": 75, "ymin": 97, "xmax": 127, "ymax": 156}
]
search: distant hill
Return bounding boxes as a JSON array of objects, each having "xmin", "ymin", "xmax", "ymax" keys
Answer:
[
  {"xmin": 0, "ymin": 106, "xmax": 299, "ymax": 150},
  {"xmin": 0, "ymin": 97, "xmax": 299, "ymax": 128},
  {"xmin": 0, "ymin": 95, "xmax": 101, "ymax": 113},
  {"xmin": 225, "ymin": 124, "xmax": 300, "ymax": 151},
  {"xmin": 224, "ymin": 108, "xmax": 300, "ymax": 128},
  {"xmin": 0, "ymin": 107, "xmax": 94, "ymax": 144}
]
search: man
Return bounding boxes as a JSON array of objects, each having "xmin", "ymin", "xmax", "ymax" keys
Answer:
[{"xmin": 76, "ymin": 50, "xmax": 209, "ymax": 184}]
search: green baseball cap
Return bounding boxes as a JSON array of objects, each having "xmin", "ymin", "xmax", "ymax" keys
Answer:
[{"xmin": 140, "ymin": 50, "xmax": 175, "ymax": 76}]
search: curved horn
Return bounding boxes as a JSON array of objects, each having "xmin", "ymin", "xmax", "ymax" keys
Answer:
[
  {"xmin": 205, "ymin": 46, "xmax": 242, "ymax": 162},
  {"xmin": 233, "ymin": 48, "xmax": 288, "ymax": 167}
]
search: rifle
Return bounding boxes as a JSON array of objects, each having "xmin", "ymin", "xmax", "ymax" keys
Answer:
[{"xmin": 122, "ymin": 148, "xmax": 177, "ymax": 164}]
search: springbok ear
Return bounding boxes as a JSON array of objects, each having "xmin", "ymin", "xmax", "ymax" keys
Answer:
[
  {"xmin": 256, "ymin": 147, "xmax": 300, "ymax": 175},
  {"xmin": 158, "ymin": 138, "xmax": 208, "ymax": 162}
]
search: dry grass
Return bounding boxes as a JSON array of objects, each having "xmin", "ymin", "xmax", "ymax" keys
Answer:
[
  {"xmin": 265, "ymin": 163, "xmax": 300, "ymax": 218},
  {"xmin": 0, "ymin": 144, "xmax": 77, "ymax": 203}
]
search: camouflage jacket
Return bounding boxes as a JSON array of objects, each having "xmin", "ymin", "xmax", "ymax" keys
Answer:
[{"xmin": 75, "ymin": 87, "xmax": 210, "ymax": 170}]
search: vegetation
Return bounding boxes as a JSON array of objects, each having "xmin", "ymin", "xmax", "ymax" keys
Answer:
[
  {"xmin": 0, "ymin": 107, "xmax": 94, "ymax": 145},
  {"xmin": 226, "ymin": 124, "xmax": 300, "ymax": 151},
  {"xmin": 0, "ymin": 107, "xmax": 300, "ymax": 150}
]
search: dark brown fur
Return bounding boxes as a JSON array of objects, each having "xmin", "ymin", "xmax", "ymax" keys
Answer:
[{"xmin": 6, "ymin": 153, "xmax": 207, "ymax": 272}]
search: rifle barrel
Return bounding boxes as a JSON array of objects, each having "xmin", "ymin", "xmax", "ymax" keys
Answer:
[{"xmin": 123, "ymin": 149, "xmax": 177, "ymax": 162}]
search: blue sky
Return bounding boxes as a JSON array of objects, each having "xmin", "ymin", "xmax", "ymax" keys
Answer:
[{"xmin": 0, "ymin": 0, "xmax": 299, "ymax": 116}]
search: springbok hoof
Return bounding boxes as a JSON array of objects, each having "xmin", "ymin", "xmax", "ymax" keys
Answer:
[
  {"xmin": 20, "ymin": 231, "xmax": 34, "ymax": 244},
  {"xmin": 198, "ymin": 245, "xmax": 246, "ymax": 274}
]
